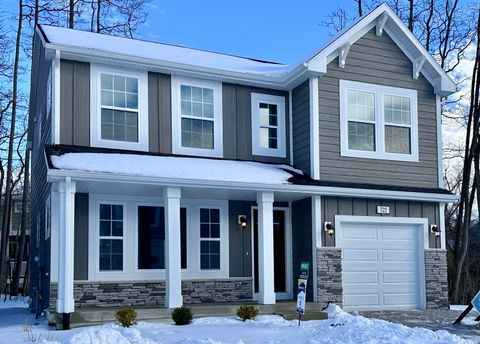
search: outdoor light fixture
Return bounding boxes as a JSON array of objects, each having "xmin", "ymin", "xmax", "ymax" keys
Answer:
[
  {"xmin": 430, "ymin": 224, "xmax": 441, "ymax": 237},
  {"xmin": 324, "ymin": 222, "xmax": 335, "ymax": 236},
  {"xmin": 238, "ymin": 215, "xmax": 247, "ymax": 229}
]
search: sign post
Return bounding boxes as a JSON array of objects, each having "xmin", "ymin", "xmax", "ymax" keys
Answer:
[
  {"xmin": 453, "ymin": 291, "xmax": 480, "ymax": 325},
  {"xmin": 296, "ymin": 262, "xmax": 309, "ymax": 326}
]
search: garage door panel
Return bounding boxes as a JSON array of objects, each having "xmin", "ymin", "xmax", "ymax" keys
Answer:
[
  {"xmin": 340, "ymin": 221, "xmax": 422, "ymax": 311},
  {"xmin": 343, "ymin": 249, "xmax": 378, "ymax": 261},
  {"xmin": 382, "ymin": 250, "xmax": 416, "ymax": 261}
]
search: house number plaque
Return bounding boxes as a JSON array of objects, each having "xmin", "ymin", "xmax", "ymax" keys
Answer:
[{"xmin": 376, "ymin": 206, "xmax": 390, "ymax": 214}]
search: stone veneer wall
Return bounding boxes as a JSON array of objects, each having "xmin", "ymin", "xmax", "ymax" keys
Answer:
[
  {"xmin": 317, "ymin": 248, "xmax": 343, "ymax": 308},
  {"xmin": 49, "ymin": 278, "xmax": 252, "ymax": 309},
  {"xmin": 425, "ymin": 249, "xmax": 449, "ymax": 309}
]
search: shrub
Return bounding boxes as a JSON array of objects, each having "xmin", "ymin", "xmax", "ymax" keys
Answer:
[
  {"xmin": 236, "ymin": 304, "xmax": 259, "ymax": 321},
  {"xmin": 115, "ymin": 308, "xmax": 137, "ymax": 328},
  {"xmin": 171, "ymin": 306, "xmax": 193, "ymax": 325}
]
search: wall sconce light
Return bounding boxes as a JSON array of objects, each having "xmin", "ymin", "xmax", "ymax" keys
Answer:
[
  {"xmin": 238, "ymin": 215, "xmax": 247, "ymax": 229},
  {"xmin": 324, "ymin": 222, "xmax": 335, "ymax": 236},
  {"xmin": 430, "ymin": 224, "xmax": 441, "ymax": 237}
]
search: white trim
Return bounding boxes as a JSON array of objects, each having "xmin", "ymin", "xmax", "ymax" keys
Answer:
[
  {"xmin": 439, "ymin": 203, "xmax": 446, "ymax": 250},
  {"xmin": 288, "ymin": 89, "xmax": 294, "ymax": 165},
  {"xmin": 339, "ymin": 79, "xmax": 419, "ymax": 162},
  {"xmin": 88, "ymin": 193, "xmax": 229, "ymax": 281},
  {"xmin": 171, "ymin": 76, "xmax": 223, "ymax": 158},
  {"xmin": 52, "ymin": 50, "xmax": 60, "ymax": 145},
  {"xmin": 311, "ymin": 195, "xmax": 321, "ymax": 302},
  {"xmin": 335, "ymin": 215, "xmax": 428, "ymax": 310},
  {"xmin": 376, "ymin": 12, "xmax": 388, "ymax": 36},
  {"xmin": 436, "ymin": 95, "xmax": 444, "ymax": 188},
  {"xmin": 338, "ymin": 42, "xmax": 351, "ymax": 68},
  {"xmin": 251, "ymin": 93, "xmax": 286, "ymax": 158},
  {"xmin": 165, "ymin": 186, "xmax": 182, "ymax": 308},
  {"xmin": 90, "ymin": 64, "xmax": 149, "ymax": 151},
  {"xmin": 309, "ymin": 77, "xmax": 320, "ymax": 179},
  {"xmin": 413, "ymin": 56, "xmax": 426, "ymax": 80},
  {"xmin": 48, "ymin": 169, "xmax": 458, "ymax": 203}
]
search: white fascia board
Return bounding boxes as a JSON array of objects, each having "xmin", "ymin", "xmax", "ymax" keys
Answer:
[
  {"xmin": 47, "ymin": 168, "xmax": 459, "ymax": 203},
  {"xmin": 45, "ymin": 43, "xmax": 310, "ymax": 91}
]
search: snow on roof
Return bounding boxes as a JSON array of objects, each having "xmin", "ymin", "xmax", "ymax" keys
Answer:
[
  {"xmin": 50, "ymin": 152, "xmax": 302, "ymax": 185},
  {"xmin": 40, "ymin": 25, "xmax": 291, "ymax": 77}
]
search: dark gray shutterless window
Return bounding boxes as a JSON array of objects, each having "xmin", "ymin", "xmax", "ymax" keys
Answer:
[{"xmin": 200, "ymin": 208, "xmax": 220, "ymax": 270}]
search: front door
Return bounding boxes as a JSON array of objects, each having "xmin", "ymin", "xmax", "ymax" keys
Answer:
[{"xmin": 252, "ymin": 209, "xmax": 290, "ymax": 300}]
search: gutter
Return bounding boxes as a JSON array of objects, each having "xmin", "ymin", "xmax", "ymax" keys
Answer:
[{"xmin": 47, "ymin": 169, "xmax": 459, "ymax": 203}]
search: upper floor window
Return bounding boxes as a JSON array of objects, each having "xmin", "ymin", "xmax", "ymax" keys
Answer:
[
  {"xmin": 339, "ymin": 80, "xmax": 418, "ymax": 162},
  {"xmin": 90, "ymin": 65, "xmax": 148, "ymax": 151},
  {"xmin": 251, "ymin": 93, "xmax": 286, "ymax": 157},
  {"xmin": 171, "ymin": 76, "xmax": 223, "ymax": 158}
]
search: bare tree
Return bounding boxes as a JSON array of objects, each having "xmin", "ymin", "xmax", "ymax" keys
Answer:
[{"xmin": 355, "ymin": 0, "xmax": 364, "ymax": 16}]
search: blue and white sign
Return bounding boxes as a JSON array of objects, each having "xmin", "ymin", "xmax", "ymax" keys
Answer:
[
  {"xmin": 296, "ymin": 279, "xmax": 307, "ymax": 314},
  {"xmin": 472, "ymin": 291, "xmax": 480, "ymax": 312}
]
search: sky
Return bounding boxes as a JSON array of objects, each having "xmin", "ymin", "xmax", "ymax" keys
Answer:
[{"xmin": 0, "ymin": 0, "xmax": 357, "ymax": 65}]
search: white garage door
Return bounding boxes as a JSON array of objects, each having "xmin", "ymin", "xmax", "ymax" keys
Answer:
[{"xmin": 338, "ymin": 222, "xmax": 423, "ymax": 311}]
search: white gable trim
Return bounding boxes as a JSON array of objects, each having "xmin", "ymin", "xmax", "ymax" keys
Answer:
[{"xmin": 305, "ymin": 4, "xmax": 456, "ymax": 96}]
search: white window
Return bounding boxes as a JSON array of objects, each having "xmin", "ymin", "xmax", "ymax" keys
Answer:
[
  {"xmin": 90, "ymin": 65, "xmax": 148, "ymax": 151},
  {"xmin": 98, "ymin": 203, "xmax": 124, "ymax": 271},
  {"xmin": 171, "ymin": 76, "xmax": 223, "ymax": 158},
  {"xmin": 45, "ymin": 195, "xmax": 51, "ymax": 240},
  {"xmin": 251, "ymin": 93, "xmax": 286, "ymax": 157},
  {"xmin": 340, "ymin": 80, "xmax": 418, "ymax": 162},
  {"xmin": 199, "ymin": 208, "xmax": 221, "ymax": 270}
]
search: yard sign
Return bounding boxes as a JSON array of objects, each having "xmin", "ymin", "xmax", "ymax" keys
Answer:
[
  {"xmin": 296, "ymin": 262, "xmax": 309, "ymax": 325},
  {"xmin": 453, "ymin": 290, "xmax": 480, "ymax": 325}
]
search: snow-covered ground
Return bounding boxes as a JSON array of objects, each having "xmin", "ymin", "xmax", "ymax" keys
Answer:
[{"xmin": 0, "ymin": 298, "xmax": 474, "ymax": 344}]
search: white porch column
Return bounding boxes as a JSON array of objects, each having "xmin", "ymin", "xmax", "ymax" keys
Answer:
[
  {"xmin": 56, "ymin": 177, "xmax": 76, "ymax": 329},
  {"xmin": 164, "ymin": 186, "xmax": 182, "ymax": 308},
  {"xmin": 257, "ymin": 191, "xmax": 275, "ymax": 304}
]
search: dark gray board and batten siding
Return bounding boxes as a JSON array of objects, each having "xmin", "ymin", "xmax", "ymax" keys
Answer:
[
  {"xmin": 292, "ymin": 80, "xmax": 311, "ymax": 175},
  {"xmin": 321, "ymin": 196, "xmax": 440, "ymax": 249},
  {"xmin": 317, "ymin": 28, "xmax": 438, "ymax": 188}
]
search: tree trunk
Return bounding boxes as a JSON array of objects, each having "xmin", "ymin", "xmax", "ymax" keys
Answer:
[
  {"xmin": 356, "ymin": 0, "xmax": 362, "ymax": 17},
  {"xmin": 408, "ymin": 0, "xmax": 414, "ymax": 32},
  {"xmin": 97, "ymin": 0, "xmax": 101, "ymax": 33},
  {"xmin": 69, "ymin": 0, "xmax": 74, "ymax": 28},
  {"xmin": 0, "ymin": 0, "xmax": 22, "ymax": 297}
]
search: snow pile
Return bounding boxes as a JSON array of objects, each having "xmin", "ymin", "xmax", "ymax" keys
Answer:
[
  {"xmin": 50, "ymin": 153, "xmax": 301, "ymax": 185},
  {"xmin": 0, "ymin": 295, "xmax": 29, "ymax": 309},
  {"xmin": 67, "ymin": 325, "xmax": 156, "ymax": 344}
]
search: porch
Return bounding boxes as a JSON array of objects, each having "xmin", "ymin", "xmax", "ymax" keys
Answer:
[{"xmin": 46, "ymin": 146, "xmax": 319, "ymax": 328}]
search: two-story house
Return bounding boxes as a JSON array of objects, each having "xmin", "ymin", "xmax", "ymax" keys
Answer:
[{"xmin": 29, "ymin": 4, "xmax": 457, "ymax": 329}]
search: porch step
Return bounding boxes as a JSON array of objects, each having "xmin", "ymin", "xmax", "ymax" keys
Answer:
[{"xmin": 66, "ymin": 302, "xmax": 327, "ymax": 328}]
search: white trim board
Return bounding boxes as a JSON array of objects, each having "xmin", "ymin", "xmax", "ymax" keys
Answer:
[{"xmin": 309, "ymin": 77, "xmax": 320, "ymax": 179}]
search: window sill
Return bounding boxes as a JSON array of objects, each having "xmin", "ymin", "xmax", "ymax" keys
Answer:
[
  {"xmin": 172, "ymin": 145, "xmax": 223, "ymax": 158},
  {"xmin": 340, "ymin": 149, "xmax": 419, "ymax": 162},
  {"xmin": 91, "ymin": 138, "xmax": 149, "ymax": 152}
]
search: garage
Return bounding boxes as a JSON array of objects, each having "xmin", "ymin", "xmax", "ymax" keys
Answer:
[{"xmin": 336, "ymin": 217, "xmax": 427, "ymax": 311}]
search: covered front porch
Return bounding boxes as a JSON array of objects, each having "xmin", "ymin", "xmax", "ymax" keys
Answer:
[{"xmin": 46, "ymin": 146, "xmax": 318, "ymax": 328}]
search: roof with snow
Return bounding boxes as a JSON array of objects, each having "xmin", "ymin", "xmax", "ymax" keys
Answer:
[{"xmin": 36, "ymin": 3, "xmax": 456, "ymax": 95}]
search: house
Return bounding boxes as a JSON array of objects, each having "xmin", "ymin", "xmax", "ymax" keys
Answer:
[{"xmin": 28, "ymin": 3, "xmax": 457, "ymax": 330}]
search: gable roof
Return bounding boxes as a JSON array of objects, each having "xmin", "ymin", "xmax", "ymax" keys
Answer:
[{"xmin": 36, "ymin": 3, "xmax": 456, "ymax": 95}]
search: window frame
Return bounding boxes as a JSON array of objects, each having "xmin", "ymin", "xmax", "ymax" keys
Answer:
[
  {"xmin": 199, "ymin": 208, "xmax": 222, "ymax": 270},
  {"xmin": 171, "ymin": 76, "xmax": 223, "ymax": 158},
  {"xmin": 90, "ymin": 64, "xmax": 149, "ymax": 151},
  {"xmin": 45, "ymin": 194, "xmax": 51, "ymax": 240},
  {"xmin": 96, "ymin": 202, "xmax": 126, "ymax": 273},
  {"xmin": 339, "ymin": 80, "xmax": 419, "ymax": 162},
  {"xmin": 251, "ymin": 93, "xmax": 287, "ymax": 158}
]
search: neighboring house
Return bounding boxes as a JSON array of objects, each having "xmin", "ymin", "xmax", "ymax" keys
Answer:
[
  {"xmin": 28, "ymin": 4, "xmax": 457, "ymax": 329},
  {"xmin": 0, "ymin": 195, "xmax": 30, "ymax": 293}
]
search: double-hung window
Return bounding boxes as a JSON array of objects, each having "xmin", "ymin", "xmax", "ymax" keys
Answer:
[
  {"xmin": 171, "ymin": 77, "xmax": 223, "ymax": 157},
  {"xmin": 99, "ymin": 204, "xmax": 124, "ymax": 271},
  {"xmin": 200, "ymin": 208, "xmax": 221, "ymax": 270},
  {"xmin": 251, "ymin": 93, "xmax": 286, "ymax": 157},
  {"xmin": 91, "ymin": 65, "xmax": 148, "ymax": 151},
  {"xmin": 340, "ymin": 80, "xmax": 418, "ymax": 162}
]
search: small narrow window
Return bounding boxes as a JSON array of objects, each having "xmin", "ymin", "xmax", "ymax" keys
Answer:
[
  {"xmin": 199, "ymin": 208, "xmax": 220, "ymax": 270},
  {"xmin": 251, "ymin": 93, "xmax": 286, "ymax": 157},
  {"xmin": 99, "ymin": 204, "xmax": 124, "ymax": 271}
]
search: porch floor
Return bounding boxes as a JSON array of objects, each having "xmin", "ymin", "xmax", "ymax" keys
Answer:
[{"xmin": 60, "ymin": 301, "xmax": 328, "ymax": 328}]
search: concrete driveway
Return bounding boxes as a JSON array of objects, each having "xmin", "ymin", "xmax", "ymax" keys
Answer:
[{"xmin": 358, "ymin": 308, "xmax": 480, "ymax": 343}]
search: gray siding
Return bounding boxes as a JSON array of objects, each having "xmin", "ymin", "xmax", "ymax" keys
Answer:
[
  {"xmin": 223, "ymin": 84, "xmax": 290, "ymax": 164},
  {"xmin": 321, "ymin": 196, "xmax": 440, "ymax": 248},
  {"xmin": 30, "ymin": 34, "xmax": 53, "ymax": 310},
  {"xmin": 292, "ymin": 80, "xmax": 311, "ymax": 175},
  {"xmin": 148, "ymin": 72, "xmax": 172, "ymax": 154},
  {"xmin": 74, "ymin": 193, "xmax": 89, "ymax": 280},
  {"xmin": 291, "ymin": 198, "xmax": 313, "ymax": 301},
  {"xmin": 228, "ymin": 201, "xmax": 254, "ymax": 277},
  {"xmin": 60, "ymin": 60, "xmax": 90, "ymax": 146},
  {"xmin": 318, "ymin": 29, "xmax": 438, "ymax": 188}
]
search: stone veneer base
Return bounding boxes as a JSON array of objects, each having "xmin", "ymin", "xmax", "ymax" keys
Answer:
[
  {"xmin": 317, "ymin": 248, "xmax": 343, "ymax": 308},
  {"xmin": 425, "ymin": 249, "xmax": 449, "ymax": 309},
  {"xmin": 49, "ymin": 278, "xmax": 253, "ymax": 310}
]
